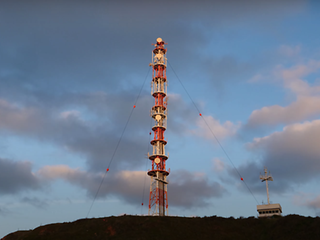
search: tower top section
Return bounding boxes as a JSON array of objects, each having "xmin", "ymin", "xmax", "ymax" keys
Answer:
[
  {"xmin": 150, "ymin": 38, "xmax": 167, "ymax": 68},
  {"xmin": 260, "ymin": 167, "xmax": 273, "ymax": 182},
  {"xmin": 153, "ymin": 37, "xmax": 167, "ymax": 53},
  {"xmin": 155, "ymin": 37, "xmax": 166, "ymax": 45}
]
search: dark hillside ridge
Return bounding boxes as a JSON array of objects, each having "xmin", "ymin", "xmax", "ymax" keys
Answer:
[{"xmin": 3, "ymin": 214, "xmax": 320, "ymax": 240}]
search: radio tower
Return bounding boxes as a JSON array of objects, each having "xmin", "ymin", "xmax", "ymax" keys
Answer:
[
  {"xmin": 257, "ymin": 167, "xmax": 282, "ymax": 217},
  {"xmin": 147, "ymin": 38, "xmax": 169, "ymax": 216}
]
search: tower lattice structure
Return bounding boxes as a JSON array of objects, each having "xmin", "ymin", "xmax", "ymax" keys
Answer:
[{"xmin": 147, "ymin": 38, "xmax": 169, "ymax": 216}]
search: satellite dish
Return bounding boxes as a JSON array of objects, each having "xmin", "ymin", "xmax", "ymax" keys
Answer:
[
  {"xmin": 155, "ymin": 115, "xmax": 161, "ymax": 121},
  {"xmin": 157, "ymin": 38, "xmax": 162, "ymax": 43},
  {"xmin": 154, "ymin": 157, "xmax": 160, "ymax": 164}
]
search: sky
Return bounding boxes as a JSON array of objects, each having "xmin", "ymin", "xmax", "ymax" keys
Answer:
[{"xmin": 1, "ymin": 0, "xmax": 320, "ymax": 237}]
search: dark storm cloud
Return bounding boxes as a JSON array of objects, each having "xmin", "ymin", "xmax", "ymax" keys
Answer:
[{"xmin": 0, "ymin": 158, "xmax": 40, "ymax": 194}]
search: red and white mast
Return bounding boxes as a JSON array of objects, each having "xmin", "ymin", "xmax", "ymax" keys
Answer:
[{"xmin": 148, "ymin": 38, "xmax": 169, "ymax": 216}]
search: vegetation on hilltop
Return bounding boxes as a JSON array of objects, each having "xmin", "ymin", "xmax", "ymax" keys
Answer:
[{"xmin": 2, "ymin": 214, "xmax": 320, "ymax": 240}]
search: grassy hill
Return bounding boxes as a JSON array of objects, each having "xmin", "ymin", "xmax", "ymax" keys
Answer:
[{"xmin": 2, "ymin": 214, "xmax": 320, "ymax": 240}]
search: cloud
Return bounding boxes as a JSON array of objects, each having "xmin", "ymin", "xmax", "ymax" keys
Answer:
[
  {"xmin": 166, "ymin": 93, "xmax": 199, "ymax": 136},
  {"xmin": 203, "ymin": 55, "xmax": 259, "ymax": 93},
  {"xmin": 0, "ymin": 205, "xmax": 11, "ymax": 216},
  {"xmin": 231, "ymin": 120, "xmax": 320, "ymax": 194},
  {"xmin": 0, "ymin": 0, "xmax": 306, "ymax": 102},
  {"xmin": 248, "ymin": 96, "xmax": 320, "ymax": 127},
  {"xmin": 247, "ymin": 61, "xmax": 320, "ymax": 127},
  {"xmin": 0, "ymin": 91, "xmax": 233, "ymax": 205},
  {"xmin": 59, "ymin": 110, "xmax": 81, "ymax": 120},
  {"xmin": 0, "ymin": 158, "xmax": 40, "ymax": 194},
  {"xmin": 0, "ymin": 95, "xmax": 151, "ymax": 172},
  {"xmin": 0, "ymin": 98, "xmax": 90, "ymax": 141},
  {"xmin": 21, "ymin": 197, "xmax": 49, "ymax": 209},
  {"xmin": 191, "ymin": 115, "xmax": 240, "ymax": 140},
  {"xmin": 0, "ymin": 1, "xmax": 309, "ymax": 174},
  {"xmin": 0, "ymin": 87, "xmax": 234, "ymax": 173},
  {"xmin": 165, "ymin": 94, "xmax": 240, "ymax": 141},
  {"xmin": 248, "ymin": 73, "xmax": 264, "ymax": 83},
  {"xmin": 278, "ymin": 45, "xmax": 301, "ymax": 58},
  {"xmin": 0, "ymin": 0, "xmax": 310, "ymax": 217},
  {"xmin": 169, "ymin": 170, "xmax": 226, "ymax": 208},
  {"xmin": 293, "ymin": 193, "xmax": 320, "ymax": 213},
  {"xmin": 279, "ymin": 61, "xmax": 320, "ymax": 93},
  {"xmin": 306, "ymin": 197, "xmax": 320, "ymax": 209},
  {"xmin": 212, "ymin": 158, "xmax": 225, "ymax": 173},
  {"xmin": 0, "ymin": 158, "xmax": 225, "ymax": 209},
  {"xmin": 37, "ymin": 165, "xmax": 225, "ymax": 208}
]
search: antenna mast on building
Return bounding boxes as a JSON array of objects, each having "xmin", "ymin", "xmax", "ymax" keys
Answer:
[
  {"xmin": 147, "ymin": 38, "xmax": 169, "ymax": 216},
  {"xmin": 257, "ymin": 166, "xmax": 282, "ymax": 217},
  {"xmin": 260, "ymin": 167, "xmax": 273, "ymax": 204}
]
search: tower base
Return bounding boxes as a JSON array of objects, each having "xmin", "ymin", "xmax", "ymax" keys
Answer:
[{"xmin": 148, "ymin": 172, "xmax": 168, "ymax": 216}]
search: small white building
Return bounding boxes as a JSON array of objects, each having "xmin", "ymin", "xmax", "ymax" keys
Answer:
[
  {"xmin": 256, "ymin": 167, "xmax": 282, "ymax": 218},
  {"xmin": 257, "ymin": 203, "xmax": 282, "ymax": 218}
]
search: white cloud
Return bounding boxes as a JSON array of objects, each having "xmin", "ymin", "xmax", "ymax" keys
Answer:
[
  {"xmin": 248, "ymin": 73, "xmax": 264, "ymax": 83},
  {"xmin": 278, "ymin": 45, "xmax": 301, "ymax": 58},
  {"xmin": 248, "ymin": 119, "xmax": 320, "ymax": 153},
  {"xmin": 247, "ymin": 60, "xmax": 320, "ymax": 127},
  {"xmin": 191, "ymin": 115, "xmax": 240, "ymax": 140},
  {"xmin": 293, "ymin": 193, "xmax": 320, "ymax": 210},
  {"xmin": 279, "ymin": 60, "xmax": 320, "ymax": 96},
  {"xmin": 248, "ymin": 96, "xmax": 320, "ymax": 126},
  {"xmin": 37, "ymin": 165, "xmax": 88, "ymax": 181},
  {"xmin": 212, "ymin": 158, "xmax": 225, "ymax": 173},
  {"xmin": 59, "ymin": 110, "xmax": 81, "ymax": 120},
  {"xmin": 0, "ymin": 99, "xmax": 40, "ymax": 132}
]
